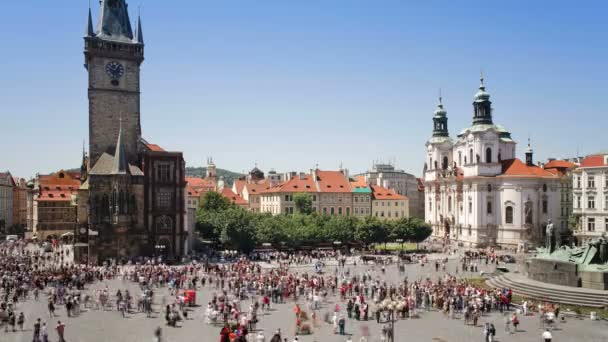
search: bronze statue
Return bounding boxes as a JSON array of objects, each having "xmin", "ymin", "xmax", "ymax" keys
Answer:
[{"xmin": 545, "ymin": 220, "xmax": 554, "ymax": 253}]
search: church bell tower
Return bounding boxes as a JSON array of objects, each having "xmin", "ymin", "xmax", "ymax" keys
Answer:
[{"xmin": 84, "ymin": 0, "xmax": 144, "ymax": 167}]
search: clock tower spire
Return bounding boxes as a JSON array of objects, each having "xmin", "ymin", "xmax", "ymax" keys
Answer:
[{"xmin": 84, "ymin": 0, "xmax": 144, "ymax": 167}]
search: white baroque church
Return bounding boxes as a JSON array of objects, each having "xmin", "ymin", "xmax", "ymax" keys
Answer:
[{"xmin": 423, "ymin": 76, "xmax": 560, "ymax": 248}]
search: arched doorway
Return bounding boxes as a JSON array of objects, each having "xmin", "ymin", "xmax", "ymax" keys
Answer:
[{"xmin": 155, "ymin": 238, "xmax": 171, "ymax": 260}]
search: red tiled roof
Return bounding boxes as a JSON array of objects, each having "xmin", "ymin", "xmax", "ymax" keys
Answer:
[
  {"xmin": 262, "ymin": 174, "xmax": 316, "ymax": 193},
  {"xmin": 233, "ymin": 179, "xmax": 246, "ymax": 195},
  {"xmin": 145, "ymin": 143, "xmax": 165, "ymax": 152},
  {"xmin": 579, "ymin": 155, "xmax": 607, "ymax": 168},
  {"xmin": 499, "ymin": 159, "xmax": 557, "ymax": 178},
  {"xmin": 316, "ymin": 170, "xmax": 351, "ymax": 193},
  {"xmin": 245, "ymin": 180, "xmax": 271, "ymax": 194},
  {"xmin": 350, "ymin": 175, "xmax": 368, "ymax": 188},
  {"xmin": 186, "ymin": 177, "xmax": 215, "ymax": 197},
  {"xmin": 371, "ymin": 185, "xmax": 407, "ymax": 200},
  {"xmin": 220, "ymin": 187, "xmax": 248, "ymax": 205},
  {"xmin": 544, "ymin": 160, "xmax": 576, "ymax": 170},
  {"xmin": 38, "ymin": 170, "xmax": 80, "ymax": 202}
]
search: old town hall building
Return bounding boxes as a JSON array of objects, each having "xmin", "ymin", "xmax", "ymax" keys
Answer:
[
  {"xmin": 423, "ymin": 76, "xmax": 560, "ymax": 248},
  {"xmin": 78, "ymin": 0, "xmax": 186, "ymax": 262}
]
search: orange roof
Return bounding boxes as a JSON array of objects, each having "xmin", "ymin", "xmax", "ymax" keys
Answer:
[
  {"xmin": 316, "ymin": 170, "xmax": 351, "ymax": 193},
  {"xmin": 371, "ymin": 185, "xmax": 407, "ymax": 200},
  {"xmin": 38, "ymin": 170, "xmax": 80, "ymax": 202},
  {"xmin": 579, "ymin": 155, "xmax": 607, "ymax": 168},
  {"xmin": 544, "ymin": 160, "xmax": 576, "ymax": 170},
  {"xmin": 145, "ymin": 143, "xmax": 165, "ymax": 152},
  {"xmin": 220, "ymin": 187, "xmax": 248, "ymax": 205},
  {"xmin": 499, "ymin": 159, "xmax": 558, "ymax": 178},
  {"xmin": 262, "ymin": 174, "xmax": 316, "ymax": 193},
  {"xmin": 350, "ymin": 175, "xmax": 368, "ymax": 188},
  {"xmin": 233, "ymin": 179, "xmax": 246, "ymax": 195},
  {"xmin": 245, "ymin": 180, "xmax": 271, "ymax": 194},
  {"xmin": 186, "ymin": 177, "xmax": 215, "ymax": 197}
]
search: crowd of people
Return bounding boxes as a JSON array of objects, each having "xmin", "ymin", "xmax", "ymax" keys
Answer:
[{"xmin": 0, "ymin": 238, "xmax": 575, "ymax": 342}]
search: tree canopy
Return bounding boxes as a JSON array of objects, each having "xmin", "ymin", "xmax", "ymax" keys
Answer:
[{"xmin": 195, "ymin": 191, "xmax": 432, "ymax": 253}]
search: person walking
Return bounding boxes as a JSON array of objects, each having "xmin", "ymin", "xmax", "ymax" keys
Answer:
[
  {"xmin": 41, "ymin": 322, "xmax": 49, "ymax": 342},
  {"xmin": 338, "ymin": 315, "xmax": 346, "ymax": 335},
  {"xmin": 56, "ymin": 321, "xmax": 66, "ymax": 342},
  {"xmin": 17, "ymin": 312, "xmax": 25, "ymax": 331},
  {"xmin": 542, "ymin": 328, "xmax": 553, "ymax": 342},
  {"xmin": 511, "ymin": 312, "xmax": 519, "ymax": 332},
  {"xmin": 153, "ymin": 327, "xmax": 162, "ymax": 342},
  {"xmin": 33, "ymin": 318, "xmax": 41, "ymax": 342}
]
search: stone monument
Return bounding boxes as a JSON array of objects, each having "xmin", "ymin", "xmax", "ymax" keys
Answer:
[{"xmin": 526, "ymin": 235, "xmax": 608, "ymax": 290}]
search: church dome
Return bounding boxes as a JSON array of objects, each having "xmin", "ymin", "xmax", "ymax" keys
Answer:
[
  {"xmin": 474, "ymin": 74, "xmax": 491, "ymax": 102},
  {"xmin": 474, "ymin": 87, "xmax": 490, "ymax": 102}
]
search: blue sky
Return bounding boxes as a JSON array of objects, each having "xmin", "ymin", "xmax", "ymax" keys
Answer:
[{"xmin": 1, "ymin": 1, "xmax": 607, "ymax": 178}]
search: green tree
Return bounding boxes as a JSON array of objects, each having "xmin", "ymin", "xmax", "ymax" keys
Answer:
[
  {"xmin": 293, "ymin": 193, "xmax": 313, "ymax": 215},
  {"xmin": 217, "ymin": 208, "xmax": 257, "ymax": 253},
  {"xmin": 389, "ymin": 217, "xmax": 413, "ymax": 243},
  {"xmin": 200, "ymin": 191, "xmax": 233, "ymax": 212},
  {"xmin": 408, "ymin": 217, "xmax": 433, "ymax": 247},
  {"xmin": 355, "ymin": 216, "xmax": 385, "ymax": 247}
]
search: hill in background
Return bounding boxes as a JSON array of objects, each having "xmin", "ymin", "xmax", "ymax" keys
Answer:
[{"xmin": 186, "ymin": 167, "xmax": 244, "ymax": 187}]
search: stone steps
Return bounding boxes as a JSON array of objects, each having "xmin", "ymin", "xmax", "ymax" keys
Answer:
[{"xmin": 486, "ymin": 275, "xmax": 608, "ymax": 308}]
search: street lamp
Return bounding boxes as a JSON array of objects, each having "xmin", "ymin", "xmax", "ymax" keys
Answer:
[
  {"xmin": 379, "ymin": 298, "xmax": 401, "ymax": 342},
  {"xmin": 395, "ymin": 238, "xmax": 404, "ymax": 251}
]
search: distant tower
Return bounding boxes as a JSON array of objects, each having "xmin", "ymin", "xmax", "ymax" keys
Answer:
[
  {"xmin": 526, "ymin": 138, "xmax": 534, "ymax": 166},
  {"xmin": 432, "ymin": 95, "xmax": 449, "ymax": 137},
  {"xmin": 80, "ymin": 141, "xmax": 89, "ymax": 182},
  {"xmin": 206, "ymin": 157, "xmax": 217, "ymax": 181},
  {"xmin": 472, "ymin": 73, "xmax": 493, "ymax": 125},
  {"xmin": 84, "ymin": 0, "xmax": 144, "ymax": 167}
]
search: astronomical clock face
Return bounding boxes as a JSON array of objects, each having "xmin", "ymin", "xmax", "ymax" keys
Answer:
[{"xmin": 105, "ymin": 61, "xmax": 125, "ymax": 80}]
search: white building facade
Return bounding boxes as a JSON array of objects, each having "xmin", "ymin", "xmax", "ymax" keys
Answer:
[
  {"xmin": 572, "ymin": 153, "xmax": 608, "ymax": 245},
  {"xmin": 423, "ymin": 77, "xmax": 560, "ymax": 247}
]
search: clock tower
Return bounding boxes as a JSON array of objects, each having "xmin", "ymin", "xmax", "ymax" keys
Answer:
[{"xmin": 84, "ymin": 0, "xmax": 144, "ymax": 167}]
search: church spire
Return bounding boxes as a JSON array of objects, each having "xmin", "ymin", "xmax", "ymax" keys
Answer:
[
  {"xmin": 85, "ymin": 5, "xmax": 95, "ymax": 37},
  {"xmin": 432, "ymin": 91, "xmax": 449, "ymax": 137},
  {"xmin": 134, "ymin": 13, "xmax": 144, "ymax": 44},
  {"xmin": 525, "ymin": 137, "xmax": 534, "ymax": 166},
  {"xmin": 97, "ymin": 0, "xmax": 134, "ymax": 42},
  {"xmin": 472, "ymin": 72, "xmax": 493, "ymax": 125},
  {"xmin": 111, "ymin": 117, "xmax": 129, "ymax": 174},
  {"xmin": 80, "ymin": 140, "xmax": 89, "ymax": 182}
]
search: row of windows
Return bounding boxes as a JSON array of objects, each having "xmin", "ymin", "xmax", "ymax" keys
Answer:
[
  {"xmin": 586, "ymin": 218, "xmax": 608, "ymax": 232},
  {"xmin": 354, "ymin": 207, "xmax": 370, "ymax": 215},
  {"xmin": 375, "ymin": 211, "xmax": 406, "ymax": 218},
  {"xmin": 575, "ymin": 195, "xmax": 608, "ymax": 210},
  {"xmin": 374, "ymin": 201, "xmax": 405, "ymax": 207},
  {"xmin": 575, "ymin": 174, "xmax": 608, "ymax": 189}
]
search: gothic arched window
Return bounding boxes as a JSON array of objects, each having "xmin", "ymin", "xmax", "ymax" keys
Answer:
[
  {"xmin": 505, "ymin": 206, "xmax": 513, "ymax": 224},
  {"xmin": 486, "ymin": 147, "xmax": 492, "ymax": 163},
  {"xmin": 156, "ymin": 215, "xmax": 173, "ymax": 234},
  {"xmin": 119, "ymin": 190, "xmax": 126, "ymax": 214}
]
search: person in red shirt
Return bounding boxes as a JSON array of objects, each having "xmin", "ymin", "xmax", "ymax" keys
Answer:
[{"xmin": 56, "ymin": 321, "xmax": 65, "ymax": 342}]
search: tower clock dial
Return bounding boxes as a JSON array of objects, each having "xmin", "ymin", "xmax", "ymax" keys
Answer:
[{"xmin": 105, "ymin": 61, "xmax": 125, "ymax": 80}]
